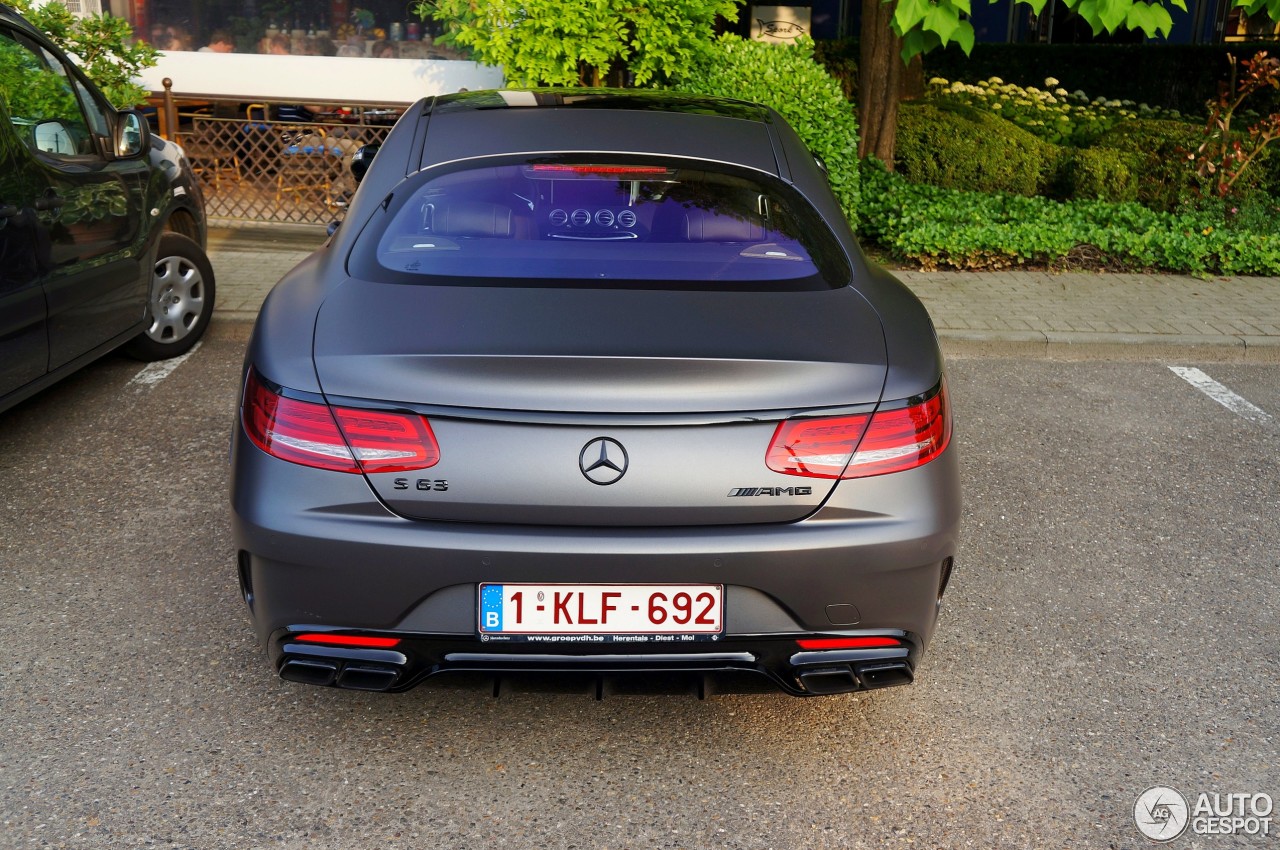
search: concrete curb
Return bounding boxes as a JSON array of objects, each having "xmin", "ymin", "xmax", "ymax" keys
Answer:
[{"xmin": 940, "ymin": 330, "xmax": 1280, "ymax": 362}]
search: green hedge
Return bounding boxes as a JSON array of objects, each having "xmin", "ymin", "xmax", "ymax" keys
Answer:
[
  {"xmin": 675, "ymin": 34, "xmax": 860, "ymax": 229},
  {"xmin": 895, "ymin": 106, "xmax": 1280, "ymax": 208},
  {"xmin": 858, "ymin": 160, "xmax": 1280, "ymax": 275},
  {"xmin": 920, "ymin": 42, "xmax": 1280, "ymax": 115},
  {"xmin": 1091, "ymin": 119, "xmax": 1203, "ymax": 210},
  {"xmin": 895, "ymin": 102, "xmax": 1055, "ymax": 197},
  {"xmin": 1051, "ymin": 147, "xmax": 1140, "ymax": 204},
  {"xmin": 1096, "ymin": 119, "xmax": 1280, "ymax": 209},
  {"xmin": 896, "ymin": 102, "xmax": 1140, "ymax": 203}
]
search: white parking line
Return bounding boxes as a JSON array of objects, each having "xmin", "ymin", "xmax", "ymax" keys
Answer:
[
  {"xmin": 1169, "ymin": 366, "xmax": 1273, "ymax": 426},
  {"xmin": 128, "ymin": 342, "xmax": 203, "ymax": 388}
]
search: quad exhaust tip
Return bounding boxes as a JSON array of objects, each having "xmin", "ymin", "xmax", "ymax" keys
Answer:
[
  {"xmin": 337, "ymin": 663, "xmax": 401, "ymax": 691},
  {"xmin": 279, "ymin": 658, "xmax": 402, "ymax": 691},
  {"xmin": 279, "ymin": 658, "xmax": 339, "ymax": 687},
  {"xmin": 797, "ymin": 661, "xmax": 913, "ymax": 695}
]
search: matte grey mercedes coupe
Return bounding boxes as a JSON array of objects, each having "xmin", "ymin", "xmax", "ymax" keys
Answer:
[{"xmin": 230, "ymin": 89, "xmax": 960, "ymax": 697}]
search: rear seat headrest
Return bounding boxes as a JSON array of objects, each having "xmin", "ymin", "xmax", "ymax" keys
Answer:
[
  {"xmin": 429, "ymin": 201, "xmax": 514, "ymax": 238},
  {"xmin": 683, "ymin": 209, "xmax": 766, "ymax": 242}
]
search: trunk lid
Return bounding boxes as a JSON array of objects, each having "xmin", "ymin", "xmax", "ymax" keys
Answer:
[{"xmin": 313, "ymin": 279, "xmax": 887, "ymax": 525}]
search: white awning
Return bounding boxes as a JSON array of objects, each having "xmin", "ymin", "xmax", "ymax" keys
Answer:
[{"xmin": 139, "ymin": 51, "xmax": 505, "ymax": 104}]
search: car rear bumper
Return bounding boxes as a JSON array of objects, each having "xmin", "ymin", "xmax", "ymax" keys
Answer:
[
  {"xmin": 231, "ymin": 428, "xmax": 960, "ymax": 696},
  {"xmin": 267, "ymin": 627, "xmax": 923, "ymax": 696}
]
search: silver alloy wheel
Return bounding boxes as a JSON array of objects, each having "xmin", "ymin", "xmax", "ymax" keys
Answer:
[{"xmin": 146, "ymin": 252, "xmax": 206, "ymax": 343}]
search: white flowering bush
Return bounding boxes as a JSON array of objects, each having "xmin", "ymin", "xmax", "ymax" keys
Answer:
[{"xmin": 925, "ymin": 76, "xmax": 1182, "ymax": 147}]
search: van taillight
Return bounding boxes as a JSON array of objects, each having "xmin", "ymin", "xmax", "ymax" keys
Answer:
[
  {"xmin": 767, "ymin": 381, "xmax": 951, "ymax": 480},
  {"xmin": 242, "ymin": 369, "xmax": 440, "ymax": 474}
]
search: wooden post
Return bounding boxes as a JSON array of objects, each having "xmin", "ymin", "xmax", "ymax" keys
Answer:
[{"xmin": 161, "ymin": 77, "xmax": 176, "ymax": 140}]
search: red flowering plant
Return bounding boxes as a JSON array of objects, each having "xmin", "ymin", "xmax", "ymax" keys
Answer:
[{"xmin": 1190, "ymin": 51, "xmax": 1280, "ymax": 199}]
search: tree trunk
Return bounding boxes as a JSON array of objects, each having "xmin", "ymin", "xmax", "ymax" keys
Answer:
[{"xmin": 858, "ymin": 0, "xmax": 904, "ymax": 168}]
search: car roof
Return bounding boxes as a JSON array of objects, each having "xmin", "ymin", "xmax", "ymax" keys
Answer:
[
  {"xmin": 429, "ymin": 89, "xmax": 771, "ymax": 121},
  {"xmin": 416, "ymin": 88, "xmax": 785, "ymax": 176}
]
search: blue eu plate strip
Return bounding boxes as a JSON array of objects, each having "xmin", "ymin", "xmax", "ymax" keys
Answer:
[{"xmin": 480, "ymin": 584, "xmax": 504, "ymax": 632}]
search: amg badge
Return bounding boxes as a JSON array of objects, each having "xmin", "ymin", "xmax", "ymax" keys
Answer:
[{"xmin": 728, "ymin": 486, "xmax": 813, "ymax": 497}]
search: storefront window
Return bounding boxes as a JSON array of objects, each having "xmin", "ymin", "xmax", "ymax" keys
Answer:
[{"xmin": 108, "ymin": 0, "xmax": 470, "ymax": 58}]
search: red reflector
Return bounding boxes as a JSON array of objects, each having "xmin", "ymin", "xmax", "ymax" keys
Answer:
[
  {"xmin": 241, "ymin": 369, "xmax": 440, "ymax": 474},
  {"xmin": 765, "ymin": 380, "xmax": 952, "ymax": 480},
  {"xmin": 796, "ymin": 637, "xmax": 902, "ymax": 650},
  {"xmin": 530, "ymin": 164, "xmax": 673, "ymax": 176},
  {"xmin": 294, "ymin": 633, "xmax": 401, "ymax": 648}
]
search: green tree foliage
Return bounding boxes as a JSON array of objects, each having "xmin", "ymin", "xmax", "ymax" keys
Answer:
[
  {"xmin": 894, "ymin": 0, "xmax": 1185, "ymax": 62},
  {"xmin": 0, "ymin": 34, "xmax": 81, "ymax": 123},
  {"xmin": 893, "ymin": 0, "xmax": 1280, "ymax": 63},
  {"xmin": 412, "ymin": 0, "xmax": 740, "ymax": 87},
  {"xmin": 674, "ymin": 35, "xmax": 861, "ymax": 229},
  {"xmin": 9, "ymin": 0, "xmax": 157, "ymax": 107}
]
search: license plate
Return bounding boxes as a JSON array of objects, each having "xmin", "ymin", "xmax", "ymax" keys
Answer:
[{"xmin": 478, "ymin": 583, "xmax": 723, "ymax": 640}]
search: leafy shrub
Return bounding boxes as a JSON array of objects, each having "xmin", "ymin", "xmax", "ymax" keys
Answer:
[
  {"xmin": 673, "ymin": 35, "xmax": 860, "ymax": 229},
  {"xmin": 895, "ymin": 101, "xmax": 1055, "ymax": 197},
  {"xmin": 1052, "ymin": 147, "xmax": 1140, "ymax": 203},
  {"xmin": 1189, "ymin": 51, "xmax": 1280, "ymax": 199},
  {"xmin": 1085, "ymin": 117, "xmax": 1278, "ymax": 209},
  {"xmin": 858, "ymin": 159, "xmax": 1280, "ymax": 275},
  {"xmin": 1094, "ymin": 119, "xmax": 1208, "ymax": 210},
  {"xmin": 1179, "ymin": 192, "xmax": 1280, "ymax": 237}
]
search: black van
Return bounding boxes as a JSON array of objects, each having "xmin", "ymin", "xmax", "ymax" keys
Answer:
[{"xmin": 0, "ymin": 3, "xmax": 214, "ymax": 414}]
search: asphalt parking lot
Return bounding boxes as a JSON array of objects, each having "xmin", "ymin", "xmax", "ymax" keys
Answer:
[{"xmin": 1, "ymin": 319, "xmax": 1277, "ymax": 849}]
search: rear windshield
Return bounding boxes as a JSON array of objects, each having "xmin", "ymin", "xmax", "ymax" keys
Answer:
[{"xmin": 349, "ymin": 156, "xmax": 851, "ymax": 290}]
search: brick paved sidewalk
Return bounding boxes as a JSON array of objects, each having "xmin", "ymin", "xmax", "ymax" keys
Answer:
[
  {"xmin": 899, "ymin": 271, "xmax": 1280, "ymax": 360},
  {"xmin": 208, "ymin": 224, "xmax": 1280, "ymax": 361}
]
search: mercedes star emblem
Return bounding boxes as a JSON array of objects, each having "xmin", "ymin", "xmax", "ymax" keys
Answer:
[{"xmin": 579, "ymin": 437, "xmax": 629, "ymax": 485}]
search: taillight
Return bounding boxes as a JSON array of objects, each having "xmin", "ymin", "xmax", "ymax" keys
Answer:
[
  {"xmin": 767, "ymin": 380, "xmax": 952, "ymax": 480},
  {"xmin": 766, "ymin": 414, "xmax": 871, "ymax": 478},
  {"xmin": 241, "ymin": 369, "xmax": 440, "ymax": 474},
  {"xmin": 846, "ymin": 381, "xmax": 951, "ymax": 478},
  {"xmin": 332, "ymin": 406, "xmax": 441, "ymax": 473},
  {"xmin": 242, "ymin": 369, "xmax": 357, "ymax": 472}
]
